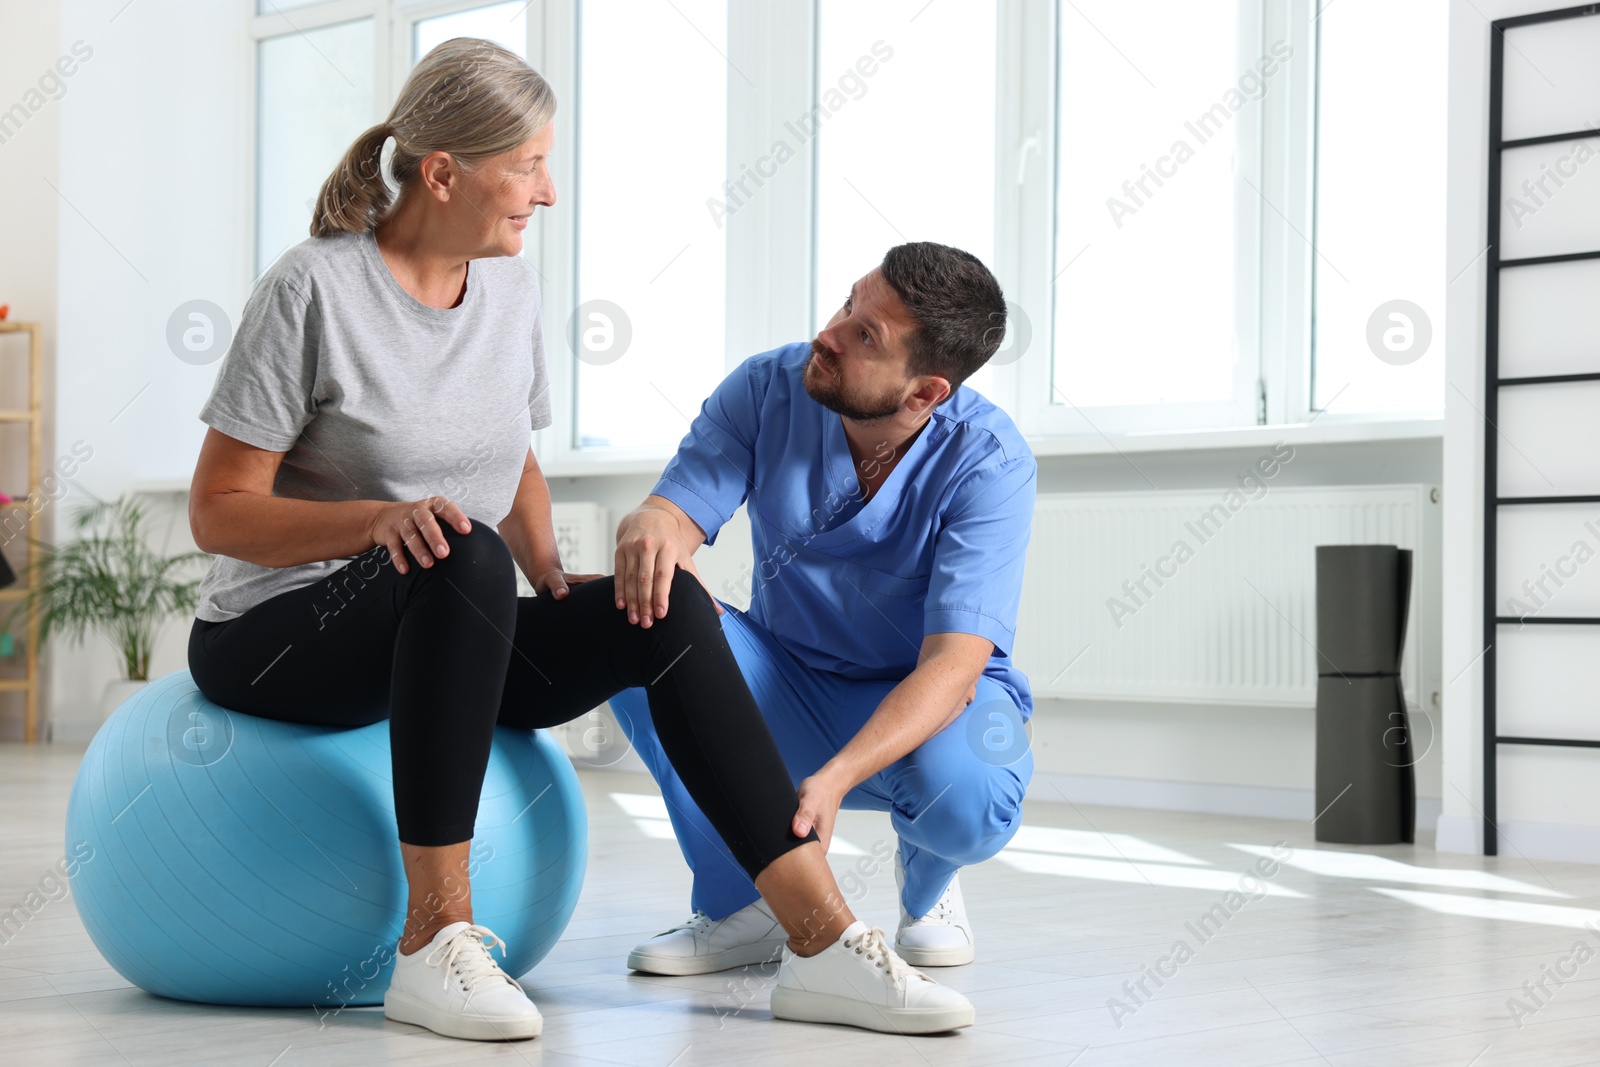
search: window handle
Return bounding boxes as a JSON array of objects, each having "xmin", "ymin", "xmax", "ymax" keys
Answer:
[{"xmin": 1016, "ymin": 131, "xmax": 1040, "ymax": 186}]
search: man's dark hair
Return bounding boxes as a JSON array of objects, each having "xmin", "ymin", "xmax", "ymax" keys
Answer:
[{"xmin": 879, "ymin": 242, "xmax": 1006, "ymax": 397}]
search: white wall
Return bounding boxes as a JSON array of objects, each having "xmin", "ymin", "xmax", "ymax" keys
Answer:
[
  {"xmin": 35, "ymin": 0, "xmax": 256, "ymax": 737},
  {"xmin": 1438, "ymin": 0, "xmax": 1600, "ymax": 864}
]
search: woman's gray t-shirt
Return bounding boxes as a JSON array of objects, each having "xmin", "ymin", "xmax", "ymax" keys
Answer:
[{"xmin": 193, "ymin": 228, "xmax": 552, "ymax": 623}]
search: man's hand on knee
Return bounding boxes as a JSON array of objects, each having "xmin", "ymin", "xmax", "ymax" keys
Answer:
[{"xmin": 614, "ymin": 504, "xmax": 721, "ymax": 627}]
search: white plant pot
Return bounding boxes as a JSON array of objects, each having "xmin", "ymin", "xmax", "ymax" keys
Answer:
[{"xmin": 100, "ymin": 678, "xmax": 149, "ymax": 721}]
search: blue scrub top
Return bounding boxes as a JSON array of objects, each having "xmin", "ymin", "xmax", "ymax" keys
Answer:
[{"xmin": 653, "ymin": 342, "xmax": 1037, "ymax": 718}]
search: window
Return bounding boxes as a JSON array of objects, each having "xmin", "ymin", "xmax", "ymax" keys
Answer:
[
  {"xmin": 256, "ymin": 17, "xmax": 374, "ymax": 279},
  {"xmin": 573, "ymin": 0, "xmax": 728, "ymax": 449},
  {"xmin": 414, "ymin": 1, "xmax": 528, "ymax": 61},
  {"xmin": 248, "ymin": 0, "xmax": 1444, "ymax": 471},
  {"xmin": 1048, "ymin": 0, "xmax": 1256, "ymax": 430},
  {"xmin": 1310, "ymin": 0, "xmax": 1446, "ymax": 416},
  {"xmin": 812, "ymin": 0, "xmax": 998, "ymax": 400}
]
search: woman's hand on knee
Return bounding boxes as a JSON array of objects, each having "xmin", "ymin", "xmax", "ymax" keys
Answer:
[
  {"xmin": 369, "ymin": 496, "xmax": 472, "ymax": 575},
  {"xmin": 532, "ymin": 568, "xmax": 603, "ymax": 600}
]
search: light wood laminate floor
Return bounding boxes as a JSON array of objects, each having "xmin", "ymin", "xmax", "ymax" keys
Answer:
[{"xmin": 2, "ymin": 743, "xmax": 1596, "ymax": 1065}]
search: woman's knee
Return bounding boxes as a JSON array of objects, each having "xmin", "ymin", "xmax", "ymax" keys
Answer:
[
  {"xmin": 659, "ymin": 567, "xmax": 721, "ymax": 632},
  {"xmin": 428, "ymin": 519, "xmax": 516, "ymax": 589}
]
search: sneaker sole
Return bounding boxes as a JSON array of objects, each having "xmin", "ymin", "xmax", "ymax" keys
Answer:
[
  {"xmin": 893, "ymin": 941, "xmax": 976, "ymax": 967},
  {"xmin": 627, "ymin": 939, "xmax": 787, "ymax": 976},
  {"xmin": 383, "ymin": 990, "xmax": 543, "ymax": 1041},
  {"xmin": 769, "ymin": 986, "xmax": 974, "ymax": 1034}
]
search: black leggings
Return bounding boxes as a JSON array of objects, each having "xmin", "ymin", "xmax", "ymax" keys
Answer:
[{"xmin": 187, "ymin": 520, "xmax": 815, "ymax": 879}]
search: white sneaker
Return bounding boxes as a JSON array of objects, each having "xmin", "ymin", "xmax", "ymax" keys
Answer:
[
  {"xmin": 383, "ymin": 922, "xmax": 542, "ymax": 1041},
  {"xmin": 770, "ymin": 921, "xmax": 974, "ymax": 1034},
  {"xmin": 627, "ymin": 900, "xmax": 788, "ymax": 976},
  {"xmin": 894, "ymin": 849, "xmax": 975, "ymax": 967}
]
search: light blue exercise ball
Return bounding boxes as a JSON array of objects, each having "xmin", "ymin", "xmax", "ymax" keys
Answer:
[{"xmin": 65, "ymin": 671, "xmax": 587, "ymax": 1007}]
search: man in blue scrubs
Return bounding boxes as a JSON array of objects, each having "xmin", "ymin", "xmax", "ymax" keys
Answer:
[{"xmin": 609, "ymin": 242, "xmax": 1035, "ymax": 975}]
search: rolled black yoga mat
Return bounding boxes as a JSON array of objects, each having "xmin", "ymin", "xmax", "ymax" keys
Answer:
[
  {"xmin": 0, "ymin": 547, "xmax": 14, "ymax": 589},
  {"xmin": 1313, "ymin": 545, "xmax": 1415, "ymax": 844}
]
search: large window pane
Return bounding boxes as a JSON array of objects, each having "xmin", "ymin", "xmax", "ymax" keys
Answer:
[
  {"xmin": 575, "ymin": 0, "xmax": 727, "ymax": 449},
  {"xmin": 1052, "ymin": 1, "xmax": 1245, "ymax": 411},
  {"xmin": 814, "ymin": 0, "xmax": 998, "ymax": 399},
  {"xmin": 1312, "ymin": 0, "xmax": 1445, "ymax": 415},
  {"xmin": 257, "ymin": 18, "xmax": 374, "ymax": 278},
  {"xmin": 413, "ymin": 1, "xmax": 528, "ymax": 62}
]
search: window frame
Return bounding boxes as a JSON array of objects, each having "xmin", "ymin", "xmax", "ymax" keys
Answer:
[
  {"xmin": 1300, "ymin": 0, "xmax": 1449, "ymax": 426},
  {"xmin": 249, "ymin": 0, "xmax": 1441, "ymax": 482},
  {"xmin": 1009, "ymin": 0, "xmax": 1266, "ymax": 437}
]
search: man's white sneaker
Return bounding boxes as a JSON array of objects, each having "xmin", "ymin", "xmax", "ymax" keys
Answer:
[
  {"xmin": 770, "ymin": 921, "xmax": 974, "ymax": 1034},
  {"xmin": 383, "ymin": 922, "xmax": 542, "ymax": 1041},
  {"xmin": 627, "ymin": 900, "xmax": 788, "ymax": 976},
  {"xmin": 894, "ymin": 850, "xmax": 975, "ymax": 967}
]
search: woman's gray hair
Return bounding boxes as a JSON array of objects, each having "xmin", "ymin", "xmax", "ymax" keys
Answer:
[{"xmin": 311, "ymin": 37, "xmax": 557, "ymax": 236}]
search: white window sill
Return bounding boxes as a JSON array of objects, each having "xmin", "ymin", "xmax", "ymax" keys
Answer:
[
  {"xmin": 537, "ymin": 415, "xmax": 1443, "ymax": 477},
  {"xmin": 1026, "ymin": 416, "xmax": 1444, "ymax": 459},
  {"xmin": 132, "ymin": 417, "xmax": 1442, "ymax": 495}
]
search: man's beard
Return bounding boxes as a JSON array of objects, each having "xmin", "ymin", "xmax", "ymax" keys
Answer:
[{"xmin": 803, "ymin": 341, "xmax": 904, "ymax": 422}]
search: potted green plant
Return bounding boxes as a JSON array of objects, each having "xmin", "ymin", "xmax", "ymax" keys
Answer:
[{"xmin": 3, "ymin": 493, "xmax": 210, "ymax": 719}]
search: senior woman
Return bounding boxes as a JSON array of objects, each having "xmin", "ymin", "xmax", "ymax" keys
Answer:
[{"xmin": 185, "ymin": 38, "xmax": 971, "ymax": 1043}]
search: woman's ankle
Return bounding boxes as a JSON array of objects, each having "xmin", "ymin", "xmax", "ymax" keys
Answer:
[
  {"xmin": 788, "ymin": 933, "xmax": 834, "ymax": 958},
  {"xmin": 398, "ymin": 909, "xmax": 474, "ymax": 955}
]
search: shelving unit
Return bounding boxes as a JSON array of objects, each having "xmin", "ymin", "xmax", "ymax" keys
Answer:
[{"xmin": 0, "ymin": 320, "xmax": 43, "ymax": 742}]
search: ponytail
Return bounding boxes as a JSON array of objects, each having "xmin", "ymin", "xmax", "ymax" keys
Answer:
[{"xmin": 310, "ymin": 121, "xmax": 393, "ymax": 237}]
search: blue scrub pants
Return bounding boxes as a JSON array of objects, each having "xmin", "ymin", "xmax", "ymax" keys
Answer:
[{"xmin": 609, "ymin": 602, "xmax": 1032, "ymax": 920}]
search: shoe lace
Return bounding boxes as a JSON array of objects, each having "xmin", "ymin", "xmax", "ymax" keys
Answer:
[
  {"xmin": 424, "ymin": 924, "xmax": 523, "ymax": 995},
  {"xmin": 909, "ymin": 882, "xmax": 957, "ymax": 926},
  {"xmin": 658, "ymin": 909, "xmax": 715, "ymax": 937},
  {"xmin": 845, "ymin": 925, "xmax": 924, "ymax": 985}
]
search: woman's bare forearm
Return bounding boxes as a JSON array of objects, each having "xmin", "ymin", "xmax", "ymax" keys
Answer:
[
  {"xmin": 192, "ymin": 491, "xmax": 388, "ymax": 568},
  {"xmin": 498, "ymin": 449, "xmax": 564, "ymax": 585}
]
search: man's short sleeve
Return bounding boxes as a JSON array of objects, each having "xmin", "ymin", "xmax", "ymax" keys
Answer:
[
  {"xmin": 924, "ymin": 457, "xmax": 1037, "ymax": 655},
  {"xmin": 197, "ymin": 277, "xmax": 317, "ymax": 452},
  {"xmin": 650, "ymin": 359, "xmax": 764, "ymax": 546}
]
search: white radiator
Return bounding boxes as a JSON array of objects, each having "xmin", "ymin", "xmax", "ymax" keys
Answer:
[{"xmin": 1013, "ymin": 484, "xmax": 1440, "ymax": 707}]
